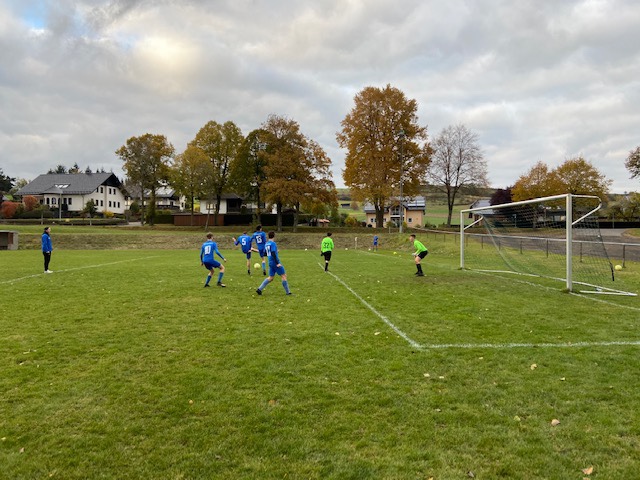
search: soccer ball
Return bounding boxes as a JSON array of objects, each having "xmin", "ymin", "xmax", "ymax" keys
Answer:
[
  {"xmin": 254, "ymin": 263, "xmax": 261, "ymax": 269},
  {"xmin": 615, "ymin": 264, "xmax": 623, "ymax": 271}
]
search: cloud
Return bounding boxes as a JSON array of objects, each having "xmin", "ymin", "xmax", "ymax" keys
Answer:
[{"xmin": 1, "ymin": 0, "xmax": 640, "ymax": 193}]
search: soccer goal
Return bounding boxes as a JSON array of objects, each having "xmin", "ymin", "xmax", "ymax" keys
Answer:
[{"xmin": 460, "ymin": 193, "xmax": 636, "ymax": 296}]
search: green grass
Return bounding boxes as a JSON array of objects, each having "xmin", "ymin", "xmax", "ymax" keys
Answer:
[{"xmin": 2, "ymin": 231, "xmax": 640, "ymax": 479}]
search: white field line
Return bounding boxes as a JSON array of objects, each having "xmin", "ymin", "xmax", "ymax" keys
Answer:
[
  {"xmin": 0, "ymin": 256, "xmax": 160, "ymax": 285},
  {"xmin": 318, "ymin": 262, "xmax": 423, "ymax": 350},
  {"xmin": 321, "ymin": 256, "xmax": 640, "ymax": 350}
]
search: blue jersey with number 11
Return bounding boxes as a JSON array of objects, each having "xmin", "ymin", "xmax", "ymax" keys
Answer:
[{"xmin": 265, "ymin": 240, "xmax": 280, "ymax": 266}]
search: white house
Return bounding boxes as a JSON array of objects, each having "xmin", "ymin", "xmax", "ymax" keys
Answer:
[{"xmin": 16, "ymin": 173, "xmax": 126, "ymax": 215}]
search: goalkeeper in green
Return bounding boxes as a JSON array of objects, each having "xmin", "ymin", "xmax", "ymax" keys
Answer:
[
  {"xmin": 320, "ymin": 232, "xmax": 334, "ymax": 271},
  {"xmin": 409, "ymin": 234, "xmax": 428, "ymax": 276}
]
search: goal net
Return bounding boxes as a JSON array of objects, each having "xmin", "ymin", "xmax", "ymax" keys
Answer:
[{"xmin": 460, "ymin": 193, "xmax": 636, "ymax": 296}]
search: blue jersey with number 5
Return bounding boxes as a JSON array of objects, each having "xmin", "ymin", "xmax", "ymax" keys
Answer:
[{"xmin": 235, "ymin": 234, "xmax": 252, "ymax": 253}]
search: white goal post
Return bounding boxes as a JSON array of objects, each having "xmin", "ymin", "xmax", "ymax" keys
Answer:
[{"xmin": 459, "ymin": 193, "xmax": 635, "ymax": 295}]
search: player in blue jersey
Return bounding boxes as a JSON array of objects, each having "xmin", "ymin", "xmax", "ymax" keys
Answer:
[
  {"xmin": 232, "ymin": 230, "xmax": 254, "ymax": 274},
  {"xmin": 251, "ymin": 224, "xmax": 268, "ymax": 275},
  {"xmin": 200, "ymin": 232, "xmax": 227, "ymax": 287},
  {"xmin": 255, "ymin": 231, "xmax": 291, "ymax": 296}
]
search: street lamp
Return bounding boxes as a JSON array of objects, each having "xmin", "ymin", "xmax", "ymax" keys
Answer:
[{"xmin": 398, "ymin": 129, "xmax": 405, "ymax": 233}]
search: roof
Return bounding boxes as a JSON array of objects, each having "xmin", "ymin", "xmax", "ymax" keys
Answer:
[
  {"xmin": 16, "ymin": 173, "xmax": 122, "ymax": 196},
  {"xmin": 125, "ymin": 185, "xmax": 179, "ymax": 199}
]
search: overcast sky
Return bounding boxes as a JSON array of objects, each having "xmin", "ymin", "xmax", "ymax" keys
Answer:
[{"xmin": 2, "ymin": 0, "xmax": 639, "ymax": 193}]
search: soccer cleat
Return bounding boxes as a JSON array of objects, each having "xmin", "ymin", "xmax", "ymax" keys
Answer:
[
  {"xmin": 204, "ymin": 284, "xmax": 210, "ymax": 287},
  {"xmin": 263, "ymin": 271, "xmax": 266, "ymax": 276},
  {"xmin": 217, "ymin": 282, "xmax": 226, "ymax": 287},
  {"xmin": 45, "ymin": 270, "xmax": 53, "ymax": 273},
  {"xmin": 416, "ymin": 272, "xmax": 424, "ymax": 276},
  {"xmin": 286, "ymin": 292, "xmax": 292, "ymax": 295},
  {"xmin": 256, "ymin": 288, "xmax": 262, "ymax": 295}
]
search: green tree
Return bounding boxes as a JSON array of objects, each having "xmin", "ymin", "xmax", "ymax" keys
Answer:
[
  {"xmin": 190, "ymin": 120, "xmax": 243, "ymax": 226},
  {"xmin": 625, "ymin": 146, "xmax": 640, "ymax": 179},
  {"xmin": 116, "ymin": 133, "xmax": 174, "ymax": 226},
  {"xmin": 229, "ymin": 129, "xmax": 270, "ymax": 224},
  {"xmin": 83, "ymin": 200, "xmax": 97, "ymax": 225},
  {"xmin": 262, "ymin": 115, "xmax": 338, "ymax": 231},
  {"xmin": 0, "ymin": 169, "xmax": 15, "ymax": 192},
  {"xmin": 170, "ymin": 145, "xmax": 209, "ymax": 225},
  {"xmin": 427, "ymin": 124, "xmax": 488, "ymax": 226},
  {"xmin": 337, "ymin": 84, "xmax": 431, "ymax": 228}
]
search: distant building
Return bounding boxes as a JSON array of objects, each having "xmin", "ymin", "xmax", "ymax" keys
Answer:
[
  {"xmin": 124, "ymin": 185, "xmax": 186, "ymax": 211},
  {"xmin": 363, "ymin": 196, "xmax": 426, "ymax": 227},
  {"xmin": 15, "ymin": 173, "xmax": 126, "ymax": 215}
]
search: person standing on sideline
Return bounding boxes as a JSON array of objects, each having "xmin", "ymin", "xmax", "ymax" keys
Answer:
[
  {"xmin": 256, "ymin": 231, "xmax": 291, "ymax": 296},
  {"xmin": 409, "ymin": 234, "xmax": 428, "ymax": 276},
  {"xmin": 320, "ymin": 232, "xmax": 334, "ymax": 271},
  {"xmin": 232, "ymin": 231, "xmax": 253, "ymax": 274},
  {"xmin": 251, "ymin": 225, "xmax": 268, "ymax": 275},
  {"xmin": 42, "ymin": 227, "xmax": 53, "ymax": 273},
  {"xmin": 372, "ymin": 234, "xmax": 379, "ymax": 252},
  {"xmin": 200, "ymin": 232, "xmax": 227, "ymax": 287}
]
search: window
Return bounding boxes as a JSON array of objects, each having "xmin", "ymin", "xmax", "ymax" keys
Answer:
[
  {"xmin": 46, "ymin": 198, "xmax": 50, "ymax": 205},
  {"xmin": 100, "ymin": 187, "xmax": 104, "ymax": 193},
  {"xmin": 117, "ymin": 202, "xmax": 120, "ymax": 208},
  {"xmin": 408, "ymin": 217, "xmax": 412, "ymax": 223},
  {"xmin": 52, "ymin": 197, "xmax": 56, "ymax": 205},
  {"xmin": 100, "ymin": 200, "xmax": 104, "ymax": 206},
  {"xmin": 109, "ymin": 201, "xmax": 112, "ymax": 207},
  {"xmin": 68, "ymin": 198, "xmax": 72, "ymax": 205}
]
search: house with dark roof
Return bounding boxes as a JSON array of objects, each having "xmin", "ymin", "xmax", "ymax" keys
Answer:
[
  {"xmin": 363, "ymin": 196, "xmax": 426, "ymax": 227},
  {"xmin": 15, "ymin": 173, "xmax": 126, "ymax": 215},
  {"xmin": 124, "ymin": 185, "xmax": 186, "ymax": 211}
]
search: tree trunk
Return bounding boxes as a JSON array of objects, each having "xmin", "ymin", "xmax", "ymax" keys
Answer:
[
  {"xmin": 375, "ymin": 204, "xmax": 384, "ymax": 228},
  {"xmin": 292, "ymin": 202, "xmax": 299, "ymax": 232},
  {"xmin": 276, "ymin": 202, "xmax": 283, "ymax": 231}
]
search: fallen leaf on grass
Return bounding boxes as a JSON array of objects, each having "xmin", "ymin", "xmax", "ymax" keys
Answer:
[
  {"xmin": 551, "ymin": 419, "xmax": 560, "ymax": 426},
  {"xmin": 268, "ymin": 399, "xmax": 278, "ymax": 406},
  {"xmin": 530, "ymin": 363, "xmax": 537, "ymax": 370},
  {"xmin": 582, "ymin": 466, "xmax": 594, "ymax": 475}
]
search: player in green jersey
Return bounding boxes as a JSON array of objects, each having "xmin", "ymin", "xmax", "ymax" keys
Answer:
[
  {"xmin": 320, "ymin": 232, "xmax": 334, "ymax": 271},
  {"xmin": 409, "ymin": 234, "xmax": 428, "ymax": 276}
]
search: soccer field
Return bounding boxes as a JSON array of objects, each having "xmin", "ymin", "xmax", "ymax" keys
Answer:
[{"xmin": 2, "ymin": 238, "xmax": 640, "ymax": 479}]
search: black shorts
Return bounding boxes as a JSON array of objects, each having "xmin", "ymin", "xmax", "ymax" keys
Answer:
[
  {"xmin": 322, "ymin": 251, "xmax": 332, "ymax": 261},
  {"xmin": 417, "ymin": 251, "xmax": 428, "ymax": 260}
]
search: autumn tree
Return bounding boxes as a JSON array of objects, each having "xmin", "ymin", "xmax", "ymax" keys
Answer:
[
  {"xmin": 511, "ymin": 162, "xmax": 554, "ymax": 201},
  {"xmin": 116, "ymin": 133, "xmax": 174, "ymax": 226},
  {"xmin": 262, "ymin": 115, "xmax": 338, "ymax": 231},
  {"xmin": 427, "ymin": 124, "xmax": 488, "ymax": 225},
  {"xmin": 512, "ymin": 157, "xmax": 611, "ymax": 202},
  {"xmin": 23, "ymin": 195, "xmax": 39, "ymax": 212},
  {"xmin": 337, "ymin": 84, "xmax": 431, "ymax": 228},
  {"xmin": 625, "ymin": 146, "xmax": 640, "ymax": 180},
  {"xmin": 190, "ymin": 120, "xmax": 243, "ymax": 226},
  {"xmin": 170, "ymin": 144, "xmax": 209, "ymax": 224},
  {"xmin": 229, "ymin": 128, "xmax": 270, "ymax": 224},
  {"xmin": 551, "ymin": 156, "xmax": 611, "ymax": 199}
]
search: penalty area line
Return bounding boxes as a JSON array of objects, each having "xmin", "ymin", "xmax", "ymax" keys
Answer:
[
  {"xmin": 319, "ymin": 263, "xmax": 424, "ymax": 350},
  {"xmin": 320, "ymin": 264, "xmax": 640, "ymax": 351},
  {"xmin": 0, "ymin": 255, "xmax": 161, "ymax": 285}
]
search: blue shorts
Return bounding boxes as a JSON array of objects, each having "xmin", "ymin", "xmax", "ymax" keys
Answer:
[
  {"xmin": 203, "ymin": 260, "xmax": 221, "ymax": 270},
  {"xmin": 243, "ymin": 251, "xmax": 252, "ymax": 259},
  {"xmin": 258, "ymin": 250, "xmax": 266, "ymax": 258},
  {"xmin": 269, "ymin": 263, "xmax": 285, "ymax": 276}
]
